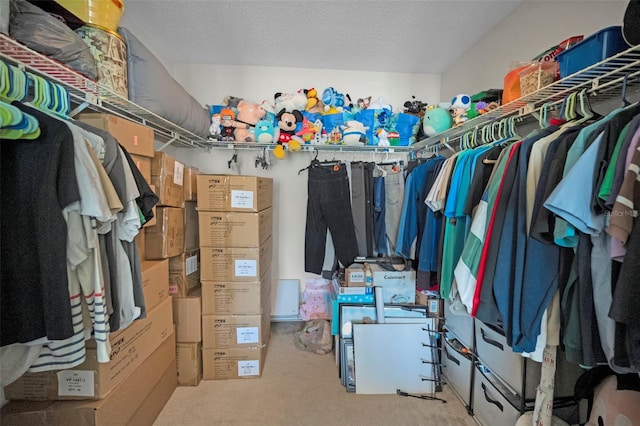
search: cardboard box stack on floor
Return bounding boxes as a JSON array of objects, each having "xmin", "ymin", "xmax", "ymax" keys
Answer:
[
  {"xmin": 172, "ymin": 167, "xmax": 204, "ymax": 387},
  {"xmin": 197, "ymin": 175, "xmax": 274, "ymax": 380}
]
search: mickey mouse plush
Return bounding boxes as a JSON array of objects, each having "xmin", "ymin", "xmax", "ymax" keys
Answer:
[{"xmin": 274, "ymin": 108, "xmax": 303, "ymax": 159}]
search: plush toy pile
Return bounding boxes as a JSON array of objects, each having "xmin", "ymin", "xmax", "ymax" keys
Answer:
[{"xmin": 208, "ymin": 88, "xmax": 503, "ymax": 159}]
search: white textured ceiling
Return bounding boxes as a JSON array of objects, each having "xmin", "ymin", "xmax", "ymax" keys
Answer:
[{"xmin": 120, "ymin": 0, "xmax": 524, "ymax": 74}]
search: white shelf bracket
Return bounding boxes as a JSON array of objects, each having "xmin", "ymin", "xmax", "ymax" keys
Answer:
[
  {"xmin": 69, "ymin": 101, "xmax": 90, "ymax": 118},
  {"xmin": 157, "ymin": 135, "xmax": 179, "ymax": 151}
]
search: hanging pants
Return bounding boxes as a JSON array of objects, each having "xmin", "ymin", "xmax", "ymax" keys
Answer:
[{"xmin": 305, "ymin": 163, "xmax": 359, "ymax": 274}]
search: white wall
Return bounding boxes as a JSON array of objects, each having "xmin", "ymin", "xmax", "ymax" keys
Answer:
[
  {"xmin": 441, "ymin": 0, "xmax": 628, "ymax": 102},
  {"xmin": 170, "ymin": 64, "xmax": 441, "ymax": 114},
  {"xmin": 160, "ymin": 65, "xmax": 438, "ymax": 289}
]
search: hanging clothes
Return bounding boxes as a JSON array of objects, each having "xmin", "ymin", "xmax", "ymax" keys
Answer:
[{"xmin": 1, "ymin": 103, "xmax": 80, "ymax": 346}]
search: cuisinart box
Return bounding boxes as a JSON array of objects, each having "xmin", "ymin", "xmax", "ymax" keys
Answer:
[{"xmin": 369, "ymin": 264, "xmax": 416, "ymax": 304}]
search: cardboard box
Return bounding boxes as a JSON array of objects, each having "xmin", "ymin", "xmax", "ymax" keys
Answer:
[
  {"xmin": 198, "ymin": 208, "xmax": 273, "ymax": 248},
  {"xmin": 5, "ymin": 297, "xmax": 174, "ymax": 401},
  {"xmin": 79, "ymin": 113, "xmax": 155, "ymax": 158},
  {"xmin": 196, "ymin": 175, "xmax": 273, "ymax": 212},
  {"xmin": 135, "ymin": 227, "xmax": 146, "ymax": 262},
  {"xmin": 0, "ymin": 334, "xmax": 177, "ymax": 426},
  {"xmin": 202, "ymin": 345, "xmax": 268, "ymax": 380},
  {"xmin": 201, "ymin": 304, "xmax": 271, "ymax": 349},
  {"xmin": 169, "ymin": 249, "xmax": 200, "ymax": 297},
  {"xmin": 131, "ymin": 154, "xmax": 151, "ymax": 183},
  {"xmin": 151, "ymin": 152, "xmax": 185, "ymax": 208},
  {"xmin": 127, "ymin": 360, "xmax": 177, "ymax": 426},
  {"xmin": 184, "ymin": 167, "xmax": 199, "ymax": 201},
  {"xmin": 141, "ymin": 259, "xmax": 169, "ymax": 313},
  {"xmin": 176, "ymin": 342, "xmax": 202, "ymax": 386},
  {"xmin": 201, "ymin": 271, "xmax": 271, "ymax": 315},
  {"xmin": 184, "ymin": 200, "xmax": 199, "ymax": 251},
  {"xmin": 145, "ymin": 184, "xmax": 157, "ymax": 228},
  {"xmin": 172, "ymin": 288, "xmax": 202, "ymax": 343},
  {"xmin": 344, "ymin": 264, "xmax": 365, "ymax": 287},
  {"xmin": 145, "ymin": 207, "xmax": 185, "ymax": 259},
  {"xmin": 200, "ymin": 237, "xmax": 272, "ymax": 282},
  {"xmin": 370, "ymin": 263, "xmax": 416, "ymax": 304},
  {"xmin": 416, "ymin": 291, "xmax": 444, "ymax": 318}
]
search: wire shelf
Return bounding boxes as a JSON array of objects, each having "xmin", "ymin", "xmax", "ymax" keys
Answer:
[
  {"xmin": 3, "ymin": 32, "xmax": 639, "ymax": 153},
  {"xmin": 412, "ymin": 44, "xmax": 640, "ymax": 152}
]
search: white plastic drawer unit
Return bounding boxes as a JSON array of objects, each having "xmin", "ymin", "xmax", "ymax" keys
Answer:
[
  {"xmin": 442, "ymin": 337, "xmax": 473, "ymax": 406},
  {"xmin": 474, "ymin": 320, "xmax": 541, "ymax": 399},
  {"xmin": 473, "ymin": 365, "xmax": 522, "ymax": 426},
  {"xmin": 443, "ymin": 299, "xmax": 474, "ymax": 349}
]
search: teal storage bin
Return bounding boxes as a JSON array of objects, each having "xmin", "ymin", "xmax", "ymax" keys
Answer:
[{"xmin": 556, "ymin": 26, "xmax": 630, "ymax": 78}]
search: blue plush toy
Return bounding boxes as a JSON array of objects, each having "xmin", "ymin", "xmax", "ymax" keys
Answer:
[
  {"xmin": 255, "ymin": 119, "xmax": 275, "ymax": 143},
  {"xmin": 422, "ymin": 107, "xmax": 453, "ymax": 137}
]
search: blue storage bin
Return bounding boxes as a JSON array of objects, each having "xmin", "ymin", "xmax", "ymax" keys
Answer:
[{"xmin": 556, "ymin": 26, "xmax": 630, "ymax": 78}]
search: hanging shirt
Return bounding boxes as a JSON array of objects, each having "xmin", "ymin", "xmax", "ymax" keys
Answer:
[{"xmin": 1, "ymin": 103, "xmax": 80, "ymax": 346}]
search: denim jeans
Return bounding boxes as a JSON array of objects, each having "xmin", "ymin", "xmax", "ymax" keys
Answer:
[
  {"xmin": 373, "ymin": 176, "xmax": 387, "ymax": 255},
  {"xmin": 382, "ymin": 167, "xmax": 405, "ymax": 255},
  {"xmin": 305, "ymin": 163, "xmax": 359, "ymax": 274},
  {"xmin": 350, "ymin": 162, "xmax": 374, "ymax": 257}
]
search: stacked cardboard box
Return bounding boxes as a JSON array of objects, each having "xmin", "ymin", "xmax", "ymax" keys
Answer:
[
  {"xmin": 2, "ymin": 265, "xmax": 176, "ymax": 425},
  {"xmin": 172, "ymin": 181, "xmax": 201, "ymax": 388},
  {"xmin": 197, "ymin": 174, "xmax": 273, "ymax": 380}
]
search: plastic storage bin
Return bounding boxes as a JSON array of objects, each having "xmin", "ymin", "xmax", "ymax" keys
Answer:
[{"xmin": 556, "ymin": 26, "xmax": 630, "ymax": 78}]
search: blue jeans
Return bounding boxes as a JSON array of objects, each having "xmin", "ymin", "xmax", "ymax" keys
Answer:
[
  {"xmin": 373, "ymin": 176, "xmax": 387, "ymax": 255},
  {"xmin": 305, "ymin": 163, "xmax": 359, "ymax": 274}
]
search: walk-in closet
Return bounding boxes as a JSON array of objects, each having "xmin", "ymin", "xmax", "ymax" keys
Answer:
[{"xmin": 1, "ymin": 1, "xmax": 640, "ymax": 425}]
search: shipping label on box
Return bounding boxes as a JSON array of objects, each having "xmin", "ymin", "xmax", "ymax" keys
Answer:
[
  {"xmin": 345, "ymin": 264, "xmax": 365, "ymax": 287},
  {"xmin": 369, "ymin": 264, "xmax": 416, "ymax": 304},
  {"xmin": 79, "ymin": 113, "xmax": 155, "ymax": 158},
  {"xmin": 202, "ymin": 346, "xmax": 267, "ymax": 380},
  {"xmin": 198, "ymin": 208, "xmax": 272, "ymax": 248},
  {"xmin": 201, "ymin": 306, "xmax": 271, "ymax": 349},
  {"xmin": 151, "ymin": 152, "xmax": 185, "ymax": 208},
  {"xmin": 141, "ymin": 259, "xmax": 169, "ymax": 312},
  {"xmin": 200, "ymin": 237, "xmax": 272, "ymax": 282},
  {"xmin": 5, "ymin": 297, "xmax": 174, "ymax": 401},
  {"xmin": 201, "ymin": 271, "xmax": 271, "ymax": 315},
  {"xmin": 169, "ymin": 249, "xmax": 200, "ymax": 297},
  {"xmin": 145, "ymin": 207, "xmax": 185, "ymax": 259},
  {"xmin": 176, "ymin": 342, "xmax": 202, "ymax": 386},
  {"xmin": 196, "ymin": 175, "xmax": 273, "ymax": 212}
]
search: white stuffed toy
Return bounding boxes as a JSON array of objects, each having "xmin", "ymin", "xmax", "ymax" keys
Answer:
[
  {"xmin": 274, "ymin": 91, "xmax": 307, "ymax": 113},
  {"xmin": 341, "ymin": 120, "xmax": 369, "ymax": 145}
]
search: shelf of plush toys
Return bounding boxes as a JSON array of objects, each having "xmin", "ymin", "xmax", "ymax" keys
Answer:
[{"xmin": 413, "ymin": 43, "xmax": 640, "ymax": 153}]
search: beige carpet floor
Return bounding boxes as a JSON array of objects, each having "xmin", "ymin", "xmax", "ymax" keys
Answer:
[{"xmin": 154, "ymin": 323, "xmax": 477, "ymax": 426}]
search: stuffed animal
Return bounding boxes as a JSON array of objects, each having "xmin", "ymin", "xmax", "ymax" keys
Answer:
[
  {"xmin": 311, "ymin": 119, "xmax": 324, "ymax": 145},
  {"xmin": 231, "ymin": 99, "xmax": 267, "ymax": 142},
  {"xmin": 450, "ymin": 94, "xmax": 471, "ymax": 127},
  {"xmin": 403, "ymin": 95, "xmax": 428, "ymax": 114},
  {"xmin": 377, "ymin": 128, "xmax": 390, "ymax": 147},
  {"xmin": 340, "ymin": 120, "xmax": 369, "ymax": 145},
  {"xmin": 219, "ymin": 107, "xmax": 236, "ymax": 141},
  {"xmin": 274, "ymin": 91, "xmax": 307, "ymax": 114},
  {"xmin": 274, "ymin": 108, "xmax": 303, "ymax": 159},
  {"xmin": 321, "ymin": 87, "xmax": 346, "ymax": 114},
  {"xmin": 255, "ymin": 119, "xmax": 275, "ymax": 143},
  {"xmin": 295, "ymin": 117, "xmax": 317, "ymax": 144},
  {"xmin": 304, "ymin": 88, "xmax": 322, "ymax": 113},
  {"xmin": 209, "ymin": 113, "xmax": 221, "ymax": 138},
  {"xmin": 422, "ymin": 107, "xmax": 453, "ymax": 137}
]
